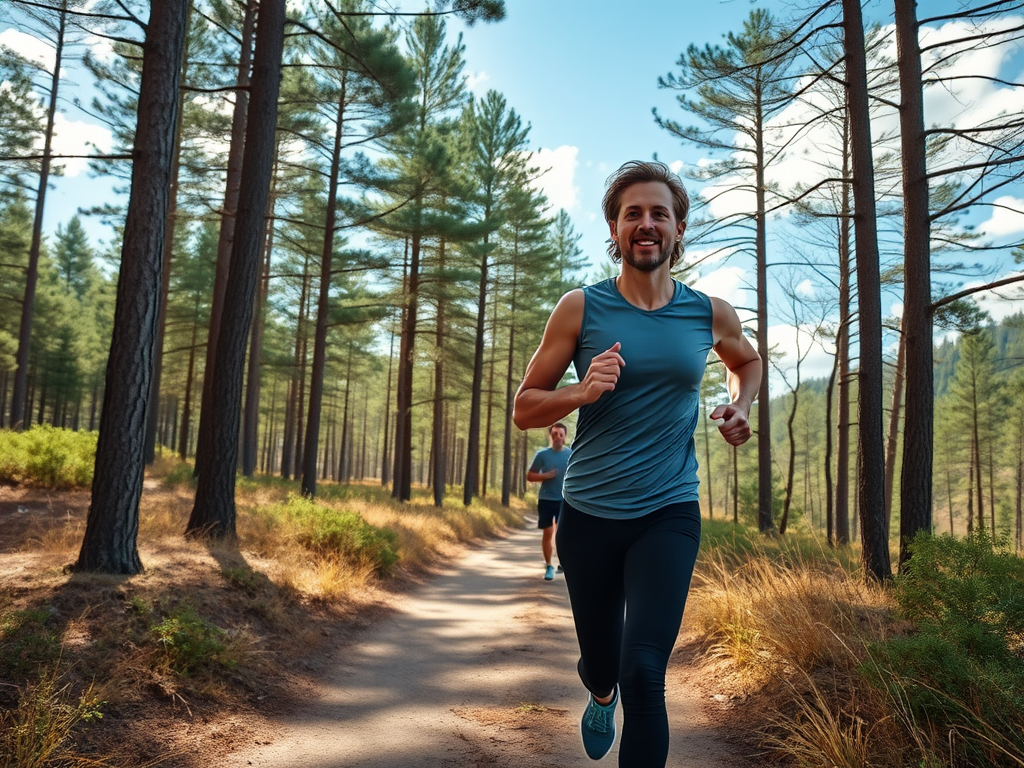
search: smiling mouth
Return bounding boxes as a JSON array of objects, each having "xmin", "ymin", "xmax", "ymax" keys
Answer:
[{"xmin": 633, "ymin": 238, "xmax": 659, "ymax": 247}]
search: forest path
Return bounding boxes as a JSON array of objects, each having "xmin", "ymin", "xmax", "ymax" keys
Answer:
[{"xmin": 223, "ymin": 520, "xmax": 751, "ymax": 768}]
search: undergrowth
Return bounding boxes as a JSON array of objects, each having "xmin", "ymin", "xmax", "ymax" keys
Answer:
[
  {"xmin": 0, "ymin": 426, "xmax": 96, "ymax": 489},
  {"xmin": 694, "ymin": 521, "xmax": 1024, "ymax": 768}
]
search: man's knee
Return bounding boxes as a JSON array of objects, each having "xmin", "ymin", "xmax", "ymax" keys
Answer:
[{"xmin": 618, "ymin": 653, "xmax": 666, "ymax": 711}]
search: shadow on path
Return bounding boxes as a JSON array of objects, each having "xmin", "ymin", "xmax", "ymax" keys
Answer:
[{"xmin": 223, "ymin": 522, "xmax": 750, "ymax": 768}]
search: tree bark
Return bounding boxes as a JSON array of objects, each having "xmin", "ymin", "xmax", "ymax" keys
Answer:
[
  {"xmin": 145, "ymin": 14, "xmax": 192, "ymax": 463},
  {"xmin": 843, "ymin": 0, "xmax": 891, "ymax": 582},
  {"xmin": 76, "ymin": 0, "xmax": 189, "ymax": 573},
  {"xmin": 895, "ymin": 0, "xmax": 934, "ymax": 569},
  {"xmin": 463, "ymin": 228, "xmax": 491, "ymax": 505},
  {"xmin": 754, "ymin": 112, "xmax": 774, "ymax": 535},
  {"xmin": 836, "ymin": 116, "xmax": 853, "ymax": 546},
  {"xmin": 187, "ymin": 0, "xmax": 286, "ymax": 539},
  {"xmin": 242, "ymin": 175, "xmax": 277, "ymax": 476},
  {"xmin": 193, "ymin": 0, "xmax": 256, "ymax": 474},
  {"xmin": 884, "ymin": 322, "xmax": 906, "ymax": 535},
  {"xmin": 431, "ymin": 239, "xmax": 447, "ymax": 507},
  {"xmin": 301, "ymin": 76, "xmax": 347, "ymax": 497}
]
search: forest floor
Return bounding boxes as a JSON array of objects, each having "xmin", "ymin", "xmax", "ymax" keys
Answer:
[{"xmin": 0, "ymin": 480, "xmax": 767, "ymax": 768}]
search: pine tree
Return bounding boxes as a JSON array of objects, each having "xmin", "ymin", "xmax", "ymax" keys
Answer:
[{"xmin": 656, "ymin": 8, "xmax": 798, "ymax": 535}]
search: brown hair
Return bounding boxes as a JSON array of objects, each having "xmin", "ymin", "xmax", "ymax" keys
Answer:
[
  {"xmin": 602, "ymin": 160, "xmax": 690, "ymax": 268},
  {"xmin": 550, "ymin": 422, "xmax": 567, "ymax": 436}
]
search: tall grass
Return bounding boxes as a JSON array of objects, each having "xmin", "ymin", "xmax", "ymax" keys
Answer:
[
  {"xmin": 0, "ymin": 668, "xmax": 105, "ymax": 768},
  {"xmin": 690, "ymin": 521, "xmax": 1024, "ymax": 767}
]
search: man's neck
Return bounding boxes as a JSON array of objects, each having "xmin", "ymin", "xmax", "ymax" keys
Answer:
[{"xmin": 616, "ymin": 267, "xmax": 674, "ymax": 311}]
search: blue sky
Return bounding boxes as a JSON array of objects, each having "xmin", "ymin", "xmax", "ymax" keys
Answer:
[{"xmin": 3, "ymin": 0, "xmax": 1023, "ymax": 384}]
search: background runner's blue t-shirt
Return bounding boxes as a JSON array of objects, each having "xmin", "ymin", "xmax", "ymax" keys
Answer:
[
  {"xmin": 529, "ymin": 446, "xmax": 572, "ymax": 501},
  {"xmin": 562, "ymin": 278, "xmax": 713, "ymax": 519}
]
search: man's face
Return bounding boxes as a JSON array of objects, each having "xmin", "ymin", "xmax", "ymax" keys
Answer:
[
  {"xmin": 608, "ymin": 181, "xmax": 685, "ymax": 272},
  {"xmin": 549, "ymin": 427, "xmax": 566, "ymax": 449}
]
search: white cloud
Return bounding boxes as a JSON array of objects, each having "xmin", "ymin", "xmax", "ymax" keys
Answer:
[
  {"xmin": 50, "ymin": 113, "xmax": 112, "ymax": 177},
  {"xmin": 465, "ymin": 70, "xmax": 489, "ymax": 92},
  {"xmin": 690, "ymin": 265, "xmax": 749, "ymax": 311},
  {"xmin": 0, "ymin": 28, "xmax": 55, "ymax": 69},
  {"xmin": 978, "ymin": 196, "xmax": 1024, "ymax": 239},
  {"xmin": 796, "ymin": 278, "xmax": 815, "ymax": 297},
  {"xmin": 530, "ymin": 145, "xmax": 579, "ymax": 212}
]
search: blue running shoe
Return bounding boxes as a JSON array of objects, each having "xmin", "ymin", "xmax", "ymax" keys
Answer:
[
  {"xmin": 580, "ymin": 687, "xmax": 617, "ymax": 760},
  {"xmin": 544, "ymin": 564, "xmax": 555, "ymax": 581}
]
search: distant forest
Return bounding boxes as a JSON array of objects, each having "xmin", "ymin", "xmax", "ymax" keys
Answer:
[{"xmin": 694, "ymin": 312, "xmax": 1024, "ymax": 547}]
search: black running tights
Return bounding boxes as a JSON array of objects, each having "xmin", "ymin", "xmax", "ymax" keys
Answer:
[{"xmin": 555, "ymin": 500, "xmax": 702, "ymax": 768}]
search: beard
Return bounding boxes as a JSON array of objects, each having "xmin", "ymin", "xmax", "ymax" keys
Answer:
[{"xmin": 622, "ymin": 243, "xmax": 671, "ymax": 272}]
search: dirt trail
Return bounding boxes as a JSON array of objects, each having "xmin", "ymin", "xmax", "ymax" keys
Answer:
[{"xmin": 223, "ymin": 522, "xmax": 751, "ymax": 768}]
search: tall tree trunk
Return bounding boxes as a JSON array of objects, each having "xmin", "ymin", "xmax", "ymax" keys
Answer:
[
  {"xmin": 754, "ymin": 115, "xmax": 774, "ymax": 534},
  {"xmin": 836, "ymin": 117, "xmax": 853, "ymax": 546},
  {"xmin": 825, "ymin": 346, "xmax": 837, "ymax": 546},
  {"xmin": 463, "ymin": 230, "xmax": 491, "ymax": 505},
  {"xmin": 280, "ymin": 380, "xmax": 295, "ymax": 477},
  {"xmin": 482, "ymin": 298, "xmax": 499, "ymax": 497},
  {"xmin": 844, "ymin": 0, "xmax": 890, "ymax": 581},
  {"xmin": 884, "ymin": 322, "xmax": 906, "ymax": 534},
  {"xmin": 967, "ymin": 435, "xmax": 975, "ymax": 535},
  {"xmin": 360, "ymin": 384, "xmax": 368, "ymax": 480},
  {"xmin": 242, "ymin": 176, "xmax": 276, "ymax": 476},
  {"xmin": 779, "ymin": 385, "xmax": 799, "ymax": 535},
  {"xmin": 11, "ymin": 2, "xmax": 66, "ymax": 431},
  {"xmin": 501, "ymin": 323, "xmax": 515, "ymax": 507},
  {"xmin": 76, "ymin": 0, "xmax": 188, "ymax": 573},
  {"xmin": 394, "ymin": 229, "xmax": 420, "ymax": 502},
  {"xmin": 382, "ymin": 328, "xmax": 395, "ymax": 486},
  {"xmin": 145, "ymin": 16, "xmax": 192, "ymax": 463},
  {"xmin": 895, "ymin": 0, "xmax": 934, "ymax": 568},
  {"xmin": 973, "ymin": 391, "xmax": 984, "ymax": 532},
  {"xmin": 342, "ymin": 352, "xmax": 354, "ymax": 482},
  {"xmin": 178, "ymin": 296, "xmax": 200, "ymax": 458},
  {"xmin": 187, "ymin": 0, "xmax": 285, "ymax": 539},
  {"xmin": 301, "ymin": 78, "xmax": 347, "ymax": 497},
  {"xmin": 431, "ymin": 240, "xmax": 447, "ymax": 507},
  {"xmin": 703, "ymin": 401, "xmax": 713, "ymax": 519},
  {"xmin": 193, "ymin": 0, "xmax": 255, "ymax": 473}
]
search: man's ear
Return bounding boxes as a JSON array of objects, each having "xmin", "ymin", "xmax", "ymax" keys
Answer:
[{"xmin": 609, "ymin": 221, "xmax": 618, "ymax": 241}]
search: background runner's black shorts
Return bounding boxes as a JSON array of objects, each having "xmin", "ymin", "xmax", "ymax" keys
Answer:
[{"xmin": 537, "ymin": 498, "xmax": 561, "ymax": 529}]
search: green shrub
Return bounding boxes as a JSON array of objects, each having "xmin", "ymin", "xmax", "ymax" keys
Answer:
[
  {"xmin": 0, "ymin": 426, "xmax": 96, "ymax": 489},
  {"xmin": 151, "ymin": 604, "xmax": 232, "ymax": 676},
  {"xmin": 864, "ymin": 532, "xmax": 1024, "ymax": 766},
  {"xmin": 160, "ymin": 461, "xmax": 196, "ymax": 487},
  {"xmin": 266, "ymin": 494, "xmax": 400, "ymax": 575}
]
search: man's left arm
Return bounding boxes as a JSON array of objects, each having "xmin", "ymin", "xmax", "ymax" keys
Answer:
[{"xmin": 709, "ymin": 297, "xmax": 762, "ymax": 446}]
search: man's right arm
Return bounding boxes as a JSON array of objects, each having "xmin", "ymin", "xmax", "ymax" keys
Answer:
[{"xmin": 513, "ymin": 291, "xmax": 625, "ymax": 430}]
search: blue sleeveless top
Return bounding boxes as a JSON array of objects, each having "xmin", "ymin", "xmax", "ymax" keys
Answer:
[{"xmin": 562, "ymin": 278, "xmax": 713, "ymax": 519}]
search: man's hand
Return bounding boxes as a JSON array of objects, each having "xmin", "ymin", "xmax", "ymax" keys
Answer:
[
  {"xmin": 710, "ymin": 403, "xmax": 752, "ymax": 446},
  {"xmin": 580, "ymin": 342, "xmax": 625, "ymax": 403}
]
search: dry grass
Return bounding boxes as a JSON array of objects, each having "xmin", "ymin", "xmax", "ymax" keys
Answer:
[
  {"xmin": 687, "ymin": 524, "xmax": 912, "ymax": 766},
  {"xmin": 690, "ymin": 533, "xmax": 891, "ymax": 682},
  {"xmin": 0, "ymin": 463, "xmax": 529, "ymax": 768}
]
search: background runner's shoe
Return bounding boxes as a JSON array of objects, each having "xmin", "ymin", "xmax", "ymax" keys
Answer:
[
  {"xmin": 544, "ymin": 564, "xmax": 555, "ymax": 580},
  {"xmin": 580, "ymin": 687, "xmax": 618, "ymax": 759}
]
